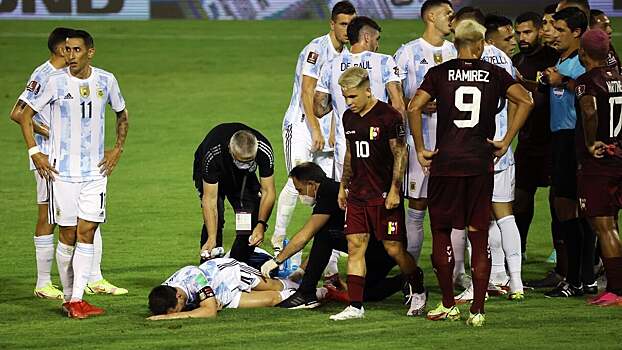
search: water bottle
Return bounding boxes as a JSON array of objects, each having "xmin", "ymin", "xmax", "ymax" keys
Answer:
[{"xmin": 277, "ymin": 239, "xmax": 292, "ymax": 278}]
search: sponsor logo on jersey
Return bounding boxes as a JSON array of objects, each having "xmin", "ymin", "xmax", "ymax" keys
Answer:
[
  {"xmin": 388, "ymin": 221, "xmax": 397, "ymax": 235},
  {"xmin": 420, "ymin": 58, "xmax": 428, "ymax": 65},
  {"xmin": 26, "ymin": 80, "xmax": 41, "ymax": 94},
  {"xmin": 553, "ymin": 87, "xmax": 565, "ymax": 98},
  {"xmin": 370, "ymin": 127, "xmax": 380, "ymax": 140},
  {"xmin": 80, "ymin": 85, "xmax": 90, "ymax": 98},
  {"xmin": 64, "ymin": 93, "xmax": 73, "ymax": 100},
  {"xmin": 307, "ymin": 51, "xmax": 319, "ymax": 64},
  {"xmin": 345, "ymin": 130, "xmax": 356, "ymax": 135}
]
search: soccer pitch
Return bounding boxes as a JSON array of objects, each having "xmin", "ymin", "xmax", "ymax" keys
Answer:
[{"xmin": 1, "ymin": 19, "xmax": 621, "ymax": 349}]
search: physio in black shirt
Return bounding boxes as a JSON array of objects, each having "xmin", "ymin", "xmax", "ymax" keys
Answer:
[{"xmin": 193, "ymin": 123, "xmax": 276, "ymax": 264}]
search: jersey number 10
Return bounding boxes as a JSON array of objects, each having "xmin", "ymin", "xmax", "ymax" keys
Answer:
[
  {"xmin": 609, "ymin": 97, "xmax": 622, "ymax": 137},
  {"xmin": 454, "ymin": 86, "xmax": 482, "ymax": 128},
  {"xmin": 355, "ymin": 140, "xmax": 370, "ymax": 158}
]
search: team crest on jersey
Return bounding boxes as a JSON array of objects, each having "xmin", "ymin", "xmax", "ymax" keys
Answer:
[
  {"xmin": 80, "ymin": 85, "xmax": 90, "ymax": 98},
  {"xmin": 307, "ymin": 51, "xmax": 319, "ymax": 64},
  {"xmin": 433, "ymin": 51, "xmax": 443, "ymax": 64},
  {"xmin": 369, "ymin": 127, "xmax": 380, "ymax": 140},
  {"xmin": 97, "ymin": 88, "xmax": 104, "ymax": 98},
  {"xmin": 26, "ymin": 80, "xmax": 41, "ymax": 95},
  {"xmin": 575, "ymin": 84, "xmax": 586, "ymax": 98},
  {"xmin": 387, "ymin": 221, "xmax": 398, "ymax": 235}
]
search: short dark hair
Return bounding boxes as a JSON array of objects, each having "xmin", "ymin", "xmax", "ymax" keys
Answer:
[
  {"xmin": 453, "ymin": 6, "xmax": 485, "ymax": 26},
  {"xmin": 553, "ymin": 7, "xmax": 588, "ymax": 35},
  {"xmin": 420, "ymin": 0, "xmax": 452, "ymax": 19},
  {"xmin": 331, "ymin": 1, "xmax": 356, "ymax": 20},
  {"xmin": 544, "ymin": 4, "xmax": 557, "ymax": 15},
  {"xmin": 289, "ymin": 162, "xmax": 327, "ymax": 183},
  {"xmin": 516, "ymin": 12, "xmax": 542, "ymax": 28},
  {"xmin": 347, "ymin": 16, "xmax": 381, "ymax": 45},
  {"xmin": 67, "ymin": 29, "xmax": 94, "ymax": 48},
  {"xmin": 559, "ymin": 0, "xmax": 590, "ymax": 15},
  {"xmin": 484, "ymin": 14, "xmax": 513, "ymax": 39},
  {"xmin": 148, "ymin": 285, "xmax": 177, "ymax": 315},
  {"xmin": 47, "ymin": 27, "xmax": 72, "ymax": 53},
  {"xmin": 590, "ymin": 9, "xmax": 606, "ymax": 26}
]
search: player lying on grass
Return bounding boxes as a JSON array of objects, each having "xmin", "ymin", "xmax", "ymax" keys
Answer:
[{"xmin": 147, "ymin": 257, "xmax": 299, "ymax": 320}]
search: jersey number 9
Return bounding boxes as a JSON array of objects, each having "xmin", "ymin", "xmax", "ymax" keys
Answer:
[{"xmin": 454, "ymin": 86, "xmax": 482, "ymax": 128}]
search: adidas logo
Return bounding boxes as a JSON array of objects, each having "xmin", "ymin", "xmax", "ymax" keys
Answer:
[
  {"xmin": 64, "ymin": 93, "xmax": 73, "ymax": 99},
  {"xmin": 420, "ymin": 58, "xmax": 428, "ymax": 64}
]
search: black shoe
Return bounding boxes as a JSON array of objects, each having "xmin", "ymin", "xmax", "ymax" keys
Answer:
[
  {"xmin": 525, "ymin": 270, "xmax": 564, "ymax": 289},
  {"xmin": 584, "ymin": 282, "xmax": 598, "ymax": 295},
  {"xmin": 276, "ymin": 290, "xmax": 320, "ymax": 309},
  {"xmin": 544, "ymin": 282, "xmax": 584, "ymax": 298}
]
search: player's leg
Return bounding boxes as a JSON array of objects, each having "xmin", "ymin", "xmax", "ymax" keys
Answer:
[
  {"xmin": 363, "ymin": 238, "xmax": 400, "ymax": 301},
  {"xmin": 51, "ymin": 180, "xmax": 79, "ymax": 303},
  {"xmin": 514, "ymin": 187, "xmax": 535, "ymax": 255},
  {"xmin": 404, "ymin": 137, "xmax": 428, "ymax": 262},
  {"xmin": 451, "ymin": 227, "xmax": 470, "ymax": 289},
  {"xmin": 85, "ymin": 226, "xmax": 128, "ymax": 295},
  {"xmin": 238, "ymin": 290, "xmax": 285, "ymax": 308},
  {"xmin": 71, "ymin": 219, "xmax": 98, "ymax": 302},
  {"xmin": 329, "ymin": 232, "xmax": 369, "ymax": 320}
]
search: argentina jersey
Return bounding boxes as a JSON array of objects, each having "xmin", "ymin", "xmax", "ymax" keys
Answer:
[
  {"xmin": 481, "ymin": 44, "xmax": 516, "ymax": 171},
  {"xmin": 26, "ymin": 67, "xmax": 126, "ymax": 183},
  {"xmin": 18, "ymin": 61, "xmax": 61, "ymax": 170},
  {"xmin": 394, "ymin": 38, "xmax": 456, "ymax": 147},
  {"xmin": 550, "ymin": 52, "xmax": 585, "ymax": 132}
]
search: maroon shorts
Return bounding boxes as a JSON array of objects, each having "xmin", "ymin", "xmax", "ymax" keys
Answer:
[
  {"xmin": 428, "ymin": 174, "xmax": 493, "ymax": 232},
  {"xmin": 344, "ymin": 200, "xmax": 405, "ymax": 242},
  {"xmin": 577, "ymin": 169, "xmax": 622, "ymax": 217},
  {"xmin": 515, "ymin": 148, "xmax": 552, "ymax": 193}
]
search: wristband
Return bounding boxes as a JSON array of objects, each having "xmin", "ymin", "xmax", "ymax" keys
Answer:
[
  {"xmin": 257, "ymin": 220, "xmax": 268, "ymax": 230},
  {"xmin": 28, "ymin": 146, "xmax": 40, "ymax": 157}
]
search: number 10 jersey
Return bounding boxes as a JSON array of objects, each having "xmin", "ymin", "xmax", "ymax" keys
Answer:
[{"xmin": 418, "ymin": 58, "xmax": 516, "ymax": 177}]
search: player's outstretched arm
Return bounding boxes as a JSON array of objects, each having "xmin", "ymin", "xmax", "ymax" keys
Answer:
[
  {"xmin": 249, "ymin": 175, "xmax": 276, "ymax": 247},
  {"xmin": 147, "ymin": 297, "xmax": 218, "ymax": 320},
  {"xmin": 313, "ymin": 91, "xmax": 333, "ymax": 118},
  {"xmin": 579, "ymin": 95, "xmax": 607, "ymax": 158},
  {"xmin": 98, "ymin": 109, "xmax": 129, "ymax": 176},
  {"xmin": 491, "ymin": 84, "xmax": 534, "ymax": 157},
  {"xmin": 386, "ymin": 81, "xmax": 406, "ymax": 118},
  {"xmin": 407, "ymin": 89, "xmax": 437, "ymax": 170},
  {"xmin": 201, "ymin": 181, "xmax": 220, "ymax": 255},
  {"xmin": 17, "ymin": 103, "xmax": 57, "ymax": 180},
  {"xmin": 338, "ymin": 141, "xmax": 352, "ymax": 210}
]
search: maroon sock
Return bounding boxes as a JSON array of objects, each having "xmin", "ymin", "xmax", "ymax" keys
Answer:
[
  {"xmin": 603, "ymin": 257, "xmax": 622, "ymax": 295},
  {"xmin": 468, "ymin": 229, "xmax": 491, "ymax": 314},
  {"xmin": 431, "ymin": 230, "xmax": 455, "ymax": 308},
  {"xmin": 347, "ymin": 275, "xmax": 365, "ymax": 308}
]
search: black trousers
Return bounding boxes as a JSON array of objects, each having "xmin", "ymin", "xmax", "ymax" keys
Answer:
[
  {"xmin": 198, "ymin": 185, "xmax": 261, "ymax": 264},
  {"xmin": 298, "ymin": 227, "xmax": 402, "ymax": 301}
]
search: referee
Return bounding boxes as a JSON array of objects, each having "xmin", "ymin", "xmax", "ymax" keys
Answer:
[{"xmin": 193, "ymin": 123, "xmax": 276, "ymax": 264}]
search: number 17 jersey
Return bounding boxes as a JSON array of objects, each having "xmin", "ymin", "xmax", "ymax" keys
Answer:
[{"xmin": 418, "ymin": 59, "xmax": 516, "ymax": 177}]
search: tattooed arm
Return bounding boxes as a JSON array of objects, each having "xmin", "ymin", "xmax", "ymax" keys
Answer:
[
  {"xmin": 385, "ymin": 133, "xmax": 406, "ymax": 210},
  {"xmin": 98, "ymin": 109, "xmax": 129, "ymax": 176},
  {"xmin": 313, "ymin": 91, "xmax": 333, "ymax": 118}
]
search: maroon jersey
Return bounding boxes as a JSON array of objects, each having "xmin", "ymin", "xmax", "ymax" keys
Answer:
[
  {"xmin": 575, "ymin": 66, "xmax": 622, "ymax": 171},
  {"xmin": 418, "ymin": 59, "xmax": 516, "ymax": 176},
  {"xmin": 343, "ymin": 101, "xmax": 405, "ymax": 205}
]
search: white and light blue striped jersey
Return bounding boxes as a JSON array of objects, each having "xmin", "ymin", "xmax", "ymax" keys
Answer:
[
  {"xmin": 24, "ymin": 67, "xmax": 125, "ymax": 183},
  {"xmin": 163, "ymin": 258, "xmax": 248, "ymax": 311},
  {"xmin": 481, "ymin": 44, "xmax": 516, "ymax": 171},
  {"xmin": 394, "ymin": 38, "xmax": 456, "ymax": 147},
  {"xmin": 18, "ymin": 61, "xmax": 62, "ymax": 171},
  {"xmin": 316, "ymin": 50, "xmax": 401, "ymax": 139}
]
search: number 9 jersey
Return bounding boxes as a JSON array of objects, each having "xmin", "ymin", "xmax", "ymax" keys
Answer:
[{"xmin": 417, "ymin": 58, "xmax": 516, "ymax": 177}]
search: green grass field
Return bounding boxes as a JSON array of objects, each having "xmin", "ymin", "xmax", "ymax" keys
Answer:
[{"xmin": 1, "ymin": 19, "xmax": 621, "ymax": 349}]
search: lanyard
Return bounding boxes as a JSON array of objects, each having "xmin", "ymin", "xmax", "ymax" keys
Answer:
[{"xmin": 239, "ymin": 174, "xmax": 247, "ymax": 209}]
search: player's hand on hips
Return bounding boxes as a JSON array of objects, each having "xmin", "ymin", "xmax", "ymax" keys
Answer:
[
  {"xmin": 260, "ymin": 259, "xmax": 278, "ymax": 278},
  {"xmin": 98, "ymin": 147, "xmax": 123, "ymax": 176},
  {"xmin": 311, "ymin": 127, "xmax": 325, "ymax": 152},
  {"xmin": 385, "ymin": 189, "xmax": 400, "ymax": 210},
  {"xmin": 338, "ymin": 186, "xmax": 348, "ymax": 210},
  {"xmin": 248, "ymin": 226, "xmax": 264, "ymax": 247},
  {"xmin": 487, "ymin": 139, "xmax": 509, "ymax": 160},
  {"xmin": 32, "ymin": 152, "xmax": 58, "ymax": 181},
  {"xmin": 588, "ymin": 141, "xmax": 608, "ymax": 158}
]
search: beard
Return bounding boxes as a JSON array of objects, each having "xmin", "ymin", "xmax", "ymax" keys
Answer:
[{"xmin": 519, "ymin": 41, "xmax": 539, "ymax": 54}]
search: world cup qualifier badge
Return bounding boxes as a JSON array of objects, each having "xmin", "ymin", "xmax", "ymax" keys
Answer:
[
  {"xmin": 387, "ymin": 221, "xmax": 398, "ymax": 235},
  {"xmin": 307, "ymin": 51, "xmax": 319, "ymax": 64},
  {"xmin": 26, "ymin": 80, "xmax": 41, "ymax": 94},
  {"xmin": 370, "ymin": 127, "xmax": 380, "ymax": 140}
]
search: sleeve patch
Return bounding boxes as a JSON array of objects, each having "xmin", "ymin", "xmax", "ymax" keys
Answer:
[
  {"xmin": 198, "ymin": 286, "xmax": 215, "ymax": 302},
  {"xmin": 396, "ymin": 123, "xmax": 406, "ymax": 138},
  {"xmin": 307, "ymin": 51, "xmax": 319, "ymax": 64},
  {"xmin": 26, "ymin": 80, "xmax": 41, "ymax": 95},
  {"xmin": 575, "ymin": 84, "xmax": 586, "ymax": 98}
]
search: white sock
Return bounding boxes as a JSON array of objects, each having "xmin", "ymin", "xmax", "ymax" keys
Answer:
[
  {"xmin": 71, "ymin": 243, "xmax": 94, "ymax": 301},
  {"xmin": 279, "ymin": 278, "xmax": 300, "ymax": 290},
  {"xmin": 488, "ymin": 220, "xmax": 508, "ymax": 282},
  {"xmin": 451, "ymin": 228, "xmax": 467, "ymax": 278},
  {"xmin": 56, "ymin": 242, "xmax": 75, "ymax": 301},
  {"xmin": 279, "ymin": 288, "xmax": 296, "ymax": 302},
  {"xmin": 271, "ymin": 179, "xmax": 298, "ymax": 249},
  {"xmin": 34, "ymin": 234, "xmax": 55, "ymax": 289},
  {"xmin": 89, "ymin": 226, "xmax": 104, "ymax": 283},
  {"xmin": 406, "ymin": 208, "xmax": 425, "ymax": 262},
  {"xmin": 498, "ymin": 215, "xmax": 523, "ymax": 292},
  {"xmin": 323, "ymin": 250, "xmax": 340, "ymax": 277}
]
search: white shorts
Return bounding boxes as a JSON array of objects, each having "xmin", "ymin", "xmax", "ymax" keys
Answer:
[
  {"xmin": 283, "ymin": 122, "xmax": 335, "ymax": 179},
  {"xmin": 403, "ymin": 136, "xmax": 428, "ymax": 199},
  {"xmin": 34, "ymin": 171, "xmax": 49, "ymax": 204},
  {"xmin": 492, "ymin": 164, "xmax": 515, "ymax": 203},
  {"xmin": 228, "ymin": 262, "xmax": 263, "ymax": 309},
  {"xmin": 49, "ymin": 177, "xmax": 108, "ymax": 226}
]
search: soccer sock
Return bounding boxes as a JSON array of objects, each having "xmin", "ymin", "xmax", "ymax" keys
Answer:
[
  {"xmin": 347, "ymin": 274, "xmax": 365, "ymax": 309},
  {"xmin": 498, "ymin": 215, "xmax": 523, "ymax": 292},
  {"xmin": 551, "ymin": 200, "xmax": 567, "ymax": 277},
  {"xmin": 406, "ymin": 208, "xmax": 426, "ymax": 262},
  {"xmin": 404, "ymin": 266, "xmax": 425, "ymax": 294},
  {"xmin": 580, "ymin": 219, "xmax": 596, "ymax": 285},
  {"xmin": 468, "ymin": 229, "xmax": 491, "ymax": 314},
  {"xmin": 488, "ymin": 220, "xmax": 507, "ymax": 282},
  {"xmin": 89, "ymin": 226, "xmax": 104, "ymax": 283},
  {"xmin": 271, "ymin": 179, "xmax": 298, "ymax": 249},
  {"xmin": 279, "ymin": 288, "xmax": 296, "ymax": 302},
  {"xmin": 451, "ymin": 228, "xmax": 467, "ymax": 278},
  {"xmin": 34, "ymin": 234, "xmax": 55, "ymax": 289},
  {"xmin": 431, "ymin": 230, "xmax": 455, "ymax": 308},
  {"xmin": 561, "ymin": 218, "xmax": 584, "ymax": 287},
  {"xmin": 55, "ymin": 242, "xmax": 75, "ymax": 301},
  {"xmin": 279, "ymin": 278, "xmax": 300, "ymax": 291},
  {"xmin": 323, "ymin": 250, "xmax": 340, "ymax": 277},
  {"xmin": 602, "ymin": 257, "xmax": 622, "ymax": 295},
  {"xmin": 71, "ymin": 243, "xmax": 94, "ymax": 301}
]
